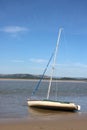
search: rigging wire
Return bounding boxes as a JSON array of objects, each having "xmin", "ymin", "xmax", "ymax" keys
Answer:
[{"xmin": 31, "ymin": 52, "xmax": 54, "ymax": 97}]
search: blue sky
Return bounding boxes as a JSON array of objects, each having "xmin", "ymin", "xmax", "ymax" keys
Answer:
[{"xmin": 0, "ymin": 0, "xmax": 87, "ymax": 77}]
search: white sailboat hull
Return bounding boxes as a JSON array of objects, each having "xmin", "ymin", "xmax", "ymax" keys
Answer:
[{"xmin": 27, "ymin": 100, "xmax": 80, "ymax": 111}]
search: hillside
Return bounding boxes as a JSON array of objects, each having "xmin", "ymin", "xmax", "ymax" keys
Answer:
[
  {"xmin": 0, "ymin": 74, "xmax": 49, "ymax": 79},
  {"xmin": 0, "ymin": 74, "xmax": 87, "ymax": 81}
]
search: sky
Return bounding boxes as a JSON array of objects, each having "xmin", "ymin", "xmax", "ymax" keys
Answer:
[{"xmin": 0, "ymin": 0, "xmax": 87, "ymax": 78}]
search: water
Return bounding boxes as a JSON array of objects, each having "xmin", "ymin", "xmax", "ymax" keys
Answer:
[{"xmin": 0, "ymin": 79, "xmax": 87, "ymax": 119}]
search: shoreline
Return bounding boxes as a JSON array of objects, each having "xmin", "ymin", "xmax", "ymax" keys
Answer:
[
  {"xmin": 0, "ymin": 113, "xmax": 87, "ymax": 130},
  {"xmin": 0, "ymin": 78, "xmax": 86, "ymax": 83}
]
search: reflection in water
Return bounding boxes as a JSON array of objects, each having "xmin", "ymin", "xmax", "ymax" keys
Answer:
[{"xmin": 28, "ymin": 107, "xmax": 77, "ymax": 118}]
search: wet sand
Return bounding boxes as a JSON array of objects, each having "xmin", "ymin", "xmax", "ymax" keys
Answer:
[{"xmin": 0, "ymin": 113, "xmax": 87, "ymax": 130}]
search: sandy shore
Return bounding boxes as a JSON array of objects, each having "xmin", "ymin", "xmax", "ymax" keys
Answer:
[
  {"xmin": 0, "ymin": 113, "xmax": 87, "ymax": 130},
  {"xmin": 0, "ymin": 78, "xmax": 86, "ymax": 83}
]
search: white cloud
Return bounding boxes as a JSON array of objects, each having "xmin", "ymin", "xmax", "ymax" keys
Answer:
[
  {"xmin": 0, "ymin": 26, "xmax": 28, "ymax": 33},
  {"xmin": 29, "ymin": 58, "xmax": 47, "ymax": 63},
  {"xmin": 55, "ymin": 62, "xmax": 87, "ymax": 77},
  {"xmin": 56, "ymin": 63, "xmax": 87, "ymax": 68},
  {"xmin": 73, "ymin": 63, "xmax": 87, "ymax": 68},
  {"xmin": 11, "ymin": 60, "xmax": 24, "ymax": 63}
]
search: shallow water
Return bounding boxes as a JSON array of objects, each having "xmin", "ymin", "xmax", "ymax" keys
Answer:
[{"xmin": 0, "ymin": 79, "xmax": 87, "ymax": 119}]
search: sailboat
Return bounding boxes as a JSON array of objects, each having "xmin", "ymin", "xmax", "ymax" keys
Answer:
[{"xmin": 27, "ymin": 28, "xmax": 80, "ymax": 111}]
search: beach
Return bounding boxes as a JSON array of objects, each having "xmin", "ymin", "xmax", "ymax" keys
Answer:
[{"xmin": 0, "ymin": 113, "xmax": 87, "ymax": 130}]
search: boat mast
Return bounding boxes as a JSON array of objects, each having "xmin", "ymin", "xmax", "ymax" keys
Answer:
[{"xmin": 47, "ymin": 28, "xmax": 62, "ymax": 99}]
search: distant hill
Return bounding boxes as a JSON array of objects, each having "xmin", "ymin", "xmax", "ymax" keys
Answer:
[
  {"xmin": 0, "ymin": 74, "xmax": 49, "ymax": 79},
  {"xmin": 0, "ymin": 74, "xmax": 87, "ymax": 81}
]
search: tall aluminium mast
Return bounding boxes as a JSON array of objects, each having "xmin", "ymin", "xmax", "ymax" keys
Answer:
[{"xmin": 47, "ymin": 28, "xmax": 62, "ymax": 99}]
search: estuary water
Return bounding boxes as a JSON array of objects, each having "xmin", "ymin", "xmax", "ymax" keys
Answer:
[{"xmin": 0, "ymin": 79, "xmax": 87, "ymax": 119}]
